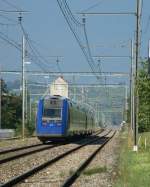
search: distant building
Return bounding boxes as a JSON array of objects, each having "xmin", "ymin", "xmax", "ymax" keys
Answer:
[{"xmin": 50, "ymin": 76, "xmax": 68, "ymax": 98}]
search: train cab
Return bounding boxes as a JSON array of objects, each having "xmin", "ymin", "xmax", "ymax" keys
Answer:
[{"xmin": 36, "ymin": 96, "xmax": 68, "ymax": 142}]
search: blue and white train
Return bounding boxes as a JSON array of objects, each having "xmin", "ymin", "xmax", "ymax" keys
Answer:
[{"xmin": 36, "ymin": 95, "xmax": 97, "ymax": 143}]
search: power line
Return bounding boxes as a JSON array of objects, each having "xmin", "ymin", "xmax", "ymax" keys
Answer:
[
  {"xmin": 56, "ymin": 57, "xmax": 62, "ymax": 74},
  {"xmin": 19, "ymin": 20, "xmax": 55, "ymax": 72},
  {"xmin": 93, "ymin": 55, "xmax": 131, "ymax": 58},
  {"xmin": 0, "ymin": 15, "xmax": 61, "ymax": 73},
  {"xmin": 80, "ymin": 0, "xmax": 108, "ymax": 12},
  {"xmin": 0, "ymin": 10, "xmax": 50, "ymax": 73},
  {"xmin": 2, "ymin": 0, "xmax": 22, "ymax": 11},
  {"xmin": 0, "ymin": 22, "xmax": 17, "ymax": 26},
  {"xmin": 28, "ymin": 39, "xmax": 64, "ymax": 71},
  {"xmin": 0, "ymin": 31, "xmax": 21, "ymax": 50},
  {"xmin": 27, "ymin": 82, "xmax": 126, "ymax": 87},
  {"xmin": 19, "ymin": 18, "xmax": 62, "ymax": 73},
  {"xmin": 63, "ymin": 0, "xmax": 83, "ymax": 27},
  {"xmin": 57, "ymin": 0, "xmax": 102, "ymax": 81},
  {"xmin": 0, "ymin": 10, "xmax": 28, "ymax": 13},
  {"xmin": 0, "ymin": 13, "xmax": 18, "ymax": 23},
  {"xmin": 77, "ymin": 12, "xmax": 136, "ymax": 16},
  {"xmin": 1, "ymin": 70, "xmax": 129, "ymax": 77},
  {"xmin": 28, "ymin": 39, "xmax": 62, "ymax": 70},
  {"xmin": 82, "ymin": 17, "xmax": 100, "ymax": 78},
  {"xmin": 84, "ymin": 40, "xmax": 130, "ymax": 49}
]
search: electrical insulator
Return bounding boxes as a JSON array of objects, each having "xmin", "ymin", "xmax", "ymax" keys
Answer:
[
  {"xmin": 18, "ymin": 12, "xmax": 22, "ymax": 23},
  {"xmin": 82, "ymin": 17, "xmax": 86, "ymax": 24},
  {"xmin": 18, "ymin": 16, "xmax": 22, "ymax": 22}
]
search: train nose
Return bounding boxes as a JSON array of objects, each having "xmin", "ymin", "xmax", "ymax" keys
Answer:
[{"xmin": 37, "ymin": 120, "xmax": 64, "ymax": 136}]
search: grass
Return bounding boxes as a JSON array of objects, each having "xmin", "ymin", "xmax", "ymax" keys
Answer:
[
  {"xmin": 69, "ymin": 168, "xmax": 75, "ymax": 176},
  {"xmin": 83, "ymin": 166, "xmax": 107, "ymax": 176},
  {"xmin": 59, "ymin": 171, "xmax": 65, "ymax": 177},
  {"xmin": 114, "ymin": 129, "xmax": 150, "ymax": 187},
  {"xmin": 68, "ymin": 166, "xmax": 107, "ymax": 177}
]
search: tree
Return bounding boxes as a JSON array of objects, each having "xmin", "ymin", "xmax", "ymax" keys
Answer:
[
  {"xmin": 138, "ymin": 61, "xmax": 150, "ymax": 132},
  {"xmin": 2, "ymin": 94, "xmax": 22, "ymax": 129},
  {"xmin": 1, "ymin": 79, "xmax": 35, "ymax": 136},
  {"xmin": 1, "ymin": 79, "xmax": 8, "ymax": 94},
  {"xmin": 1, "ymin": 79, "xmax": 22, "ymax": 129}
]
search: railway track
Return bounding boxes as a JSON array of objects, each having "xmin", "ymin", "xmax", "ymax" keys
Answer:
[
  {"xmin": 0, "ymin": 130, "xmax": 111, "ymax": 187},
  {"xmin": 0, "ymin": 143, "xmax": 63, "ymax": 164},
  {"xmin": 61, "ymin": 131, "xmax": 116, "ymax": 187},
  {"xmin": 0, "ymin": 130, "xmax": 103, "ymax": 164},
  {"xmin": 0, "ymin": 143, "xmax": 44, "ymax": 155},
  {"xmin": 0, "ymin": 130, "xmax": 103, "ymax": 156}
]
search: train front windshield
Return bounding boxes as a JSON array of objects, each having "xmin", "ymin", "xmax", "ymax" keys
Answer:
[
  {"xmin": 43, "ymin": 98, "xmax": 62, "ymax": 120},
  {"xmin": 44, "ymin": 109, "xmax": 61, "ymax": 118}
]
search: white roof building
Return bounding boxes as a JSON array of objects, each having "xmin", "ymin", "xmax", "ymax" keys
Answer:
[{"xmin": 50, "ymin": 76, "xmax": 68, "ymax": 98}]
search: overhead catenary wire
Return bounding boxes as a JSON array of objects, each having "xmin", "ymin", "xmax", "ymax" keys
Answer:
[
  {"xmin": 83, "ymin": 17, "xmax": 103, "ymax": 81},
  {"xmin": 0, "ymin": 26, "xmax": 54, "ymax": 72},
  {"xmin": 0, "ymin": 31, "xmax": 21, "ymax": 50},
  {"xmin": 57, "ymin": 0, "xmax": 103, "ymax": 82},
  {"xmin": 19, "ymin": 23, "xmax": 57, "ymax": 72},
  {"xmin": 64, "ymin": 1, "xmax": 98, "ymax": 75},
  {"xmin": 28, "ymin": 38, "xmax": 61, "ymax": 70},
  {"xmin": 92, "ymin": 40, "xmax": 131, "ymax": 49},
  {"xmin": 0, "ymin": 13, "xmax": 18, "ymax": 23},
  {"xmin": 57, "ymin": 0, "xmax": 95, "ymax": 72},
  {"xmin": 1, "ymin": 0, "xmax": 22, "ymax": 11},
  {"xmin": 63, "ymin": 0, "xmax": 83, "ymax": 27},
  {"xmin": 0, "ymin": 22, "xmax": 17, "ymax": 26},
  {"xmin": 56, "ymin": 57, "xmax": 62, "ymax": 74},
  {"xmin": 80, "ymin": 0, "xmax": 107, "ymax": 13},
  {"xmin": 0, "ymin": 7, "xmax": 62, "ymax": 73},
  {"xmin": 19, "ymin": 19, "xmax": 62, "ymax": 73},
  {"xmin": 28, "ymin": 39, "xmax": 64, "ymax": 71}
]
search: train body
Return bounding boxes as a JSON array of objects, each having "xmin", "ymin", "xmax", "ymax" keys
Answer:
[{"xmin": 36, "ymin": 95, "xmax": 97, "ymax": 143}]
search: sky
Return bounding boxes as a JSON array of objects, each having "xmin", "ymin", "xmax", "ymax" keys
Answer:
[{"xmin": 0, "ymin": 0, "xmax": 150, "ymax": 85}]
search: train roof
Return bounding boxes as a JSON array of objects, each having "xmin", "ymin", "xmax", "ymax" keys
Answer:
[
  {"xmin": 41, "ymin": 95, "xmax": 95, "ymax": 115},
  {"xmin": 43, "ymin": 95, "xmax": 67, "ymax": 100}
]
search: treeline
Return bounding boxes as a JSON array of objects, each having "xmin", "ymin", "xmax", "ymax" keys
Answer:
[
  {"xmin": 1, "ymin": 79, "xmax": 35, "ymax": 136},
  {"xmin": 138, "ymin": 61, "xmax": 150, "ymax": 132},
  {"xmin": 1, "ymin": 79, "xmax": 22, "ymax": 130}
]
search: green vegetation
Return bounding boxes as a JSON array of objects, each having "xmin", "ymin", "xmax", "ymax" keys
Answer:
[
  {"xmin": 114, "ymin": 130, "xmax": 150, "ymax": 187},
  {"xmin": 1, "ymin": 79, "xmax": 22, "ymax": 130},
  {"xmin": 138, "ymin": 132, "xmax": 150, "ymax": 149},
  {"xmin": 83, "ymin": 166, "xmax": 107, "ymax": 176},
  {"xmin": 69, "ymin": 168, "xmax": 75, "ymax": 176},
  {"xmin": 138, "ymin": 61, "xmax": 150, "ymax": 132},
  {"xmin": 68, "ymin": 166, "xmax": 107, "ymax": 177},
  {"xmin": 1, "ymin": 79, "xmax": 35, "ymax": 136},
  {"xmin": 59, "ymin": 171, "xmax": 65, "ymax": 177}
]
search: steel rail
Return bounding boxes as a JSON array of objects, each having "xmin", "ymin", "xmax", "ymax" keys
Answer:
[
  {"xmin": 0, "ymin": 143, "xmax": 43, "ymax": 155},
  {"xmin": 61, "ymin": 131, "xmax": 116, "ymax": 187},
  {"xmin": 0, "ymin": 130, "xmax": 110, "ymax": 187},
  {"xmin": 0, "ymin": 144, "xmax": 62, "ymax": 164},
  {"xmin": 0, "ymin": 129, "xmax": 102, "ymax": 156}
]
